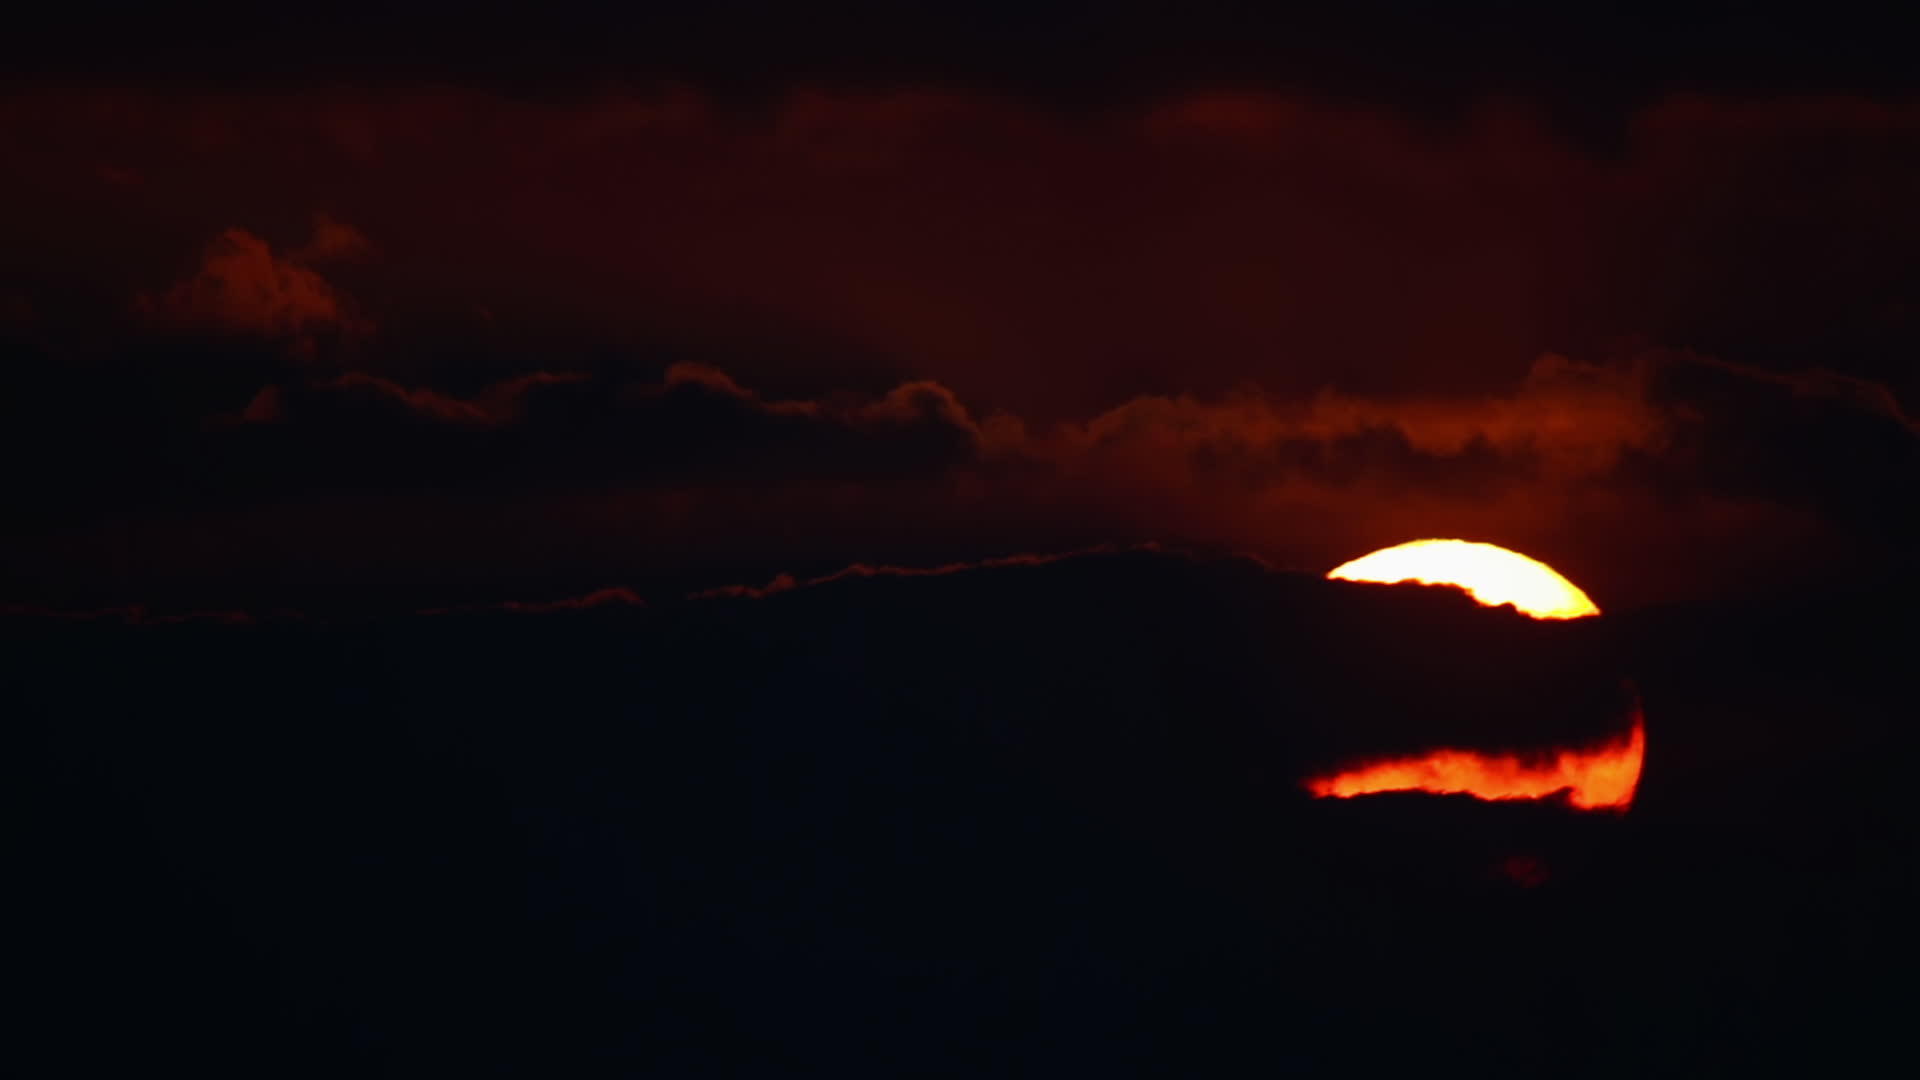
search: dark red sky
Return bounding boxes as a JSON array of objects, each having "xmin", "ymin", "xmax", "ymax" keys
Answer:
[{"xmin": 3, "ymin": 6, "xmax": 1917, "ymax": 612}]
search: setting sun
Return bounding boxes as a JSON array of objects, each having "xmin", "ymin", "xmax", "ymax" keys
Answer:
[
  {"xmin": 1313, "ymin": 539, "xmax": 1637, "ymax": 810},
  {"xmin": 1327, "ymin": 539, "xmax": 1599, "ymax": 620}
]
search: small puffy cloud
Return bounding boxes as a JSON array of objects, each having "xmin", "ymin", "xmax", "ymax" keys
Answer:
[{"xmin": 138, "ymin": 223, "xmax": 370, "ymax": 342}]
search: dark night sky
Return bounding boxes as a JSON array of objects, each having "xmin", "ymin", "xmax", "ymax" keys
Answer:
[{"xmin": 10, "ymin": 3, "xmax": 1920, "ymax": 100}]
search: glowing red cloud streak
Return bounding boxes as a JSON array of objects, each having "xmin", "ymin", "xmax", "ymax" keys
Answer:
[{"xmin": 1305, "ymin": 708, "xmax": 1647, "ymax": 811}]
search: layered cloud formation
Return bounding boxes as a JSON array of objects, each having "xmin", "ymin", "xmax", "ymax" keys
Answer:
[{"xmin": 2, "ymin": 89, "xmax": 1916, "ymax": 609}]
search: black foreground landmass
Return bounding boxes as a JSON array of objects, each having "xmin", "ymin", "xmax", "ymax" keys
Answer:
[{"xmin": 8, "ymin": 551, "xmax": 1911, "ymax": 1077}]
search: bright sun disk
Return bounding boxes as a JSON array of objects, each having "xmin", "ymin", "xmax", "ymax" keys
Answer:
[{"xmin": 1326, "ymin": 539, "xmax": 1599, "ymax": 620}]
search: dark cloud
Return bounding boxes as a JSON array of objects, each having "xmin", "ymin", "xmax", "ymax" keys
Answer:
[
  {"xmin": 0, "ymin": 602, "xmax": 259, "ymax": 625},
  {"xmin": 418, "ymin": 585, "xmax": 646, "ymax": 616},
  {"xmin": 202, "ymin": 361, "xmax": 985, "ymax": 497},
  {"xmin": 254, "ymin": 371, "xmax": 521, "ymax": 428},
  {"xmin": 2, "ymin": 336, "xmax": 1911, "ymax": 613},
  {"xmin": 15, "ymin": 544, "xmax": 1903, "ymax": 1074},
  {"xmin": 200, "ymin": 346, "xmax": 1906, "ymax": 505},
  {"xmin": 688, "ymin": 548, "xmax": 1097, "ymax": 600}
]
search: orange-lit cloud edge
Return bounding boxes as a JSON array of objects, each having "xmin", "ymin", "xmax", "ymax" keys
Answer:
[
  {"xmin": 1310, "ymin": 539, "xmax": 1644, "ymax": 811},
  {"xmin": 1305, "ymin": 705, "xmax": 1646, "ymax": 811}
]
